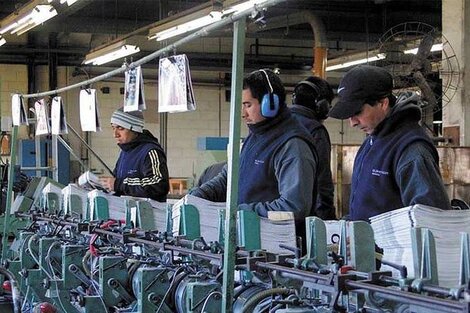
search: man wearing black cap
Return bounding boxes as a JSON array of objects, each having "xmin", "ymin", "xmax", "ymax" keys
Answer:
[
  {"xmin": 290, "ymin": 76, "xmax": 336, "ymax": 220},
  {"xmin": 100, "ymin": 108, "xmax": 170, "ymax": 202},
  {"xmin": 191, "ymin": 69, "xmax": 319, "ymax": 244},
  {"xmin": 329, "ymin": 65, "xmax": 451, "ymax": 221}
]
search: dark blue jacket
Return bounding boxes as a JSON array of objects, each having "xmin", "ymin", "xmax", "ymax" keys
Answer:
[
  {"xmin": 197, "ymin": 162, "xmax": 227, "ymax": 188},
  {"xmin": 290, "ymin": 105, "xmax": 336, "ymax": 220},
  {"xmin": 238, "ymin": 109, "xmax": 318, "ymax": 218},
  {"xmin": 191, "ymin": 108, "xmax": 319, "ymax": 241},
  {"xmin": 350, "ymin": 92, "xmax": 451, "ymax": 221},
  {"xmin": 114, "ymin": 130, "xmax": 169, "ymax": 202}
]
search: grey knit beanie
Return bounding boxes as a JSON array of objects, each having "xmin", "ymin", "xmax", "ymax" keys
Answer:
[{"xmin": 110, "ymin": 107, "xmax": 144, "ymax": 133}]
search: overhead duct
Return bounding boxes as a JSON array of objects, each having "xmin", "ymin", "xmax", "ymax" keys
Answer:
[{"xmin": 247, "ymin": 10, "xmax": 328, "ymax": 78}]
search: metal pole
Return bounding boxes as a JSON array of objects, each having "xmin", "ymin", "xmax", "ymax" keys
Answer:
[
  {"xmin": 20, "ymin": 0, "xmax": 287, "ymax": 99},
  {"xmin": 56, "ymin": 136, "xmax": 86, "ymax": 171},
  {"xmin": 255, "ymin": 262, "xmax": 333, "ymax": 282},
  {"xmin": 35, "ymin": 135, "xmax": 41, "ymax": 177},
  {"xmin": 221, "ymin": 18, "xmax": 245, "ymax": 313},
  {"xmin": 66, "ymin": 123, "xmax": 113, "ymax": 175},
  {"xmin": 1, "ymin": 126, "xmax": 18, "ymax": 262},
  {"xmin": 346, "ymin": 280, "xmax": 467, "ymax": 311},
  {"xmin": 52, "ymin": 135, "xmax": 59, "ymax": 181}
]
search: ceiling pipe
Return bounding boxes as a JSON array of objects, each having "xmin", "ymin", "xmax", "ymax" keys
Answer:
[{"xmin": 247, "ymin": 10, "xmax": 328, "ymax": 78}]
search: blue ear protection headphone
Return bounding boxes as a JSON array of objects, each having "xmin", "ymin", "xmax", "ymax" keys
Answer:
[
  {"xmin": 259, "ymin": 69, "xmax": 280, "ymax": 118},
  {"xmin": 293, "ymin": 80, "xmax": 331, "ymax": 120}
]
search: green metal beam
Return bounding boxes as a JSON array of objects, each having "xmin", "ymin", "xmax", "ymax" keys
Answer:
[
  {"xmin": 1, "ymin": 125, "xmax": 18, "ymax": 262},
  {"xmin": 221, "ymin": 18, "xmax": 245, "ymax": 313}
]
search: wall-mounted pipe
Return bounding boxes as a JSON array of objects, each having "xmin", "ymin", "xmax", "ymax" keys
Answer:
[{"xmin": 247, "ymin": 10, "xmax": 328, "ymax": 78}]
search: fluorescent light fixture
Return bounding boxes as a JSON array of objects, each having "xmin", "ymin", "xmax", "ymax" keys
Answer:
[
  {"xmin": 152, "ymin": 11, "xmax": 222, "ymax": 41},
  {"xmin": 0, "ymin": 4, "xmax": 57, "ymax": 36},
  {"xmin": 148, "ymin": 0, "xmax": 269, "ymax": 41},
  {"xmin": 60, "ymin": 0, "xmax": 79, "ymax": 6},
  {"xmin": 84, "ymin": 43, "xmax": 140, "ymax": 66},
  {"xmin": 48, "ymin": 0, "xmax": 79, "ymax": 4},
  {"xmin": 326, "ymin": 53, "xmax": 386, "ymax": 72},
  {"xmin": 403, "ymin": 43, "xmax": 443, "ymax": 55},
  {"xmin": 223, "ymin": 0, "xmax": 269, "ymax": 15},
  {"xmin": 0, "ymin": 37, "xmax": 5, "ymax": 46}
]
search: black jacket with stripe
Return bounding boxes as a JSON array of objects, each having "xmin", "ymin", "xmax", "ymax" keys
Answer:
[{"xmin": 113, "ymin": 130, "xmax": 169, "ymax": 202}]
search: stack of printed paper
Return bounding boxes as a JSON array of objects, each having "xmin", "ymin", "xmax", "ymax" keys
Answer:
[
  {"xmin": 41, "ymin": 182, "xmax": 63, "ymax": 211},
  {"xmin": 62, "ymin": 184, "xmax": 88, "ymax": 217},
  {"xmin": 86, "ymin": 191, "xmax": 169, "ymax": 231},
  {"xmin": 370, "ymin": 204, "xmax": 470, "ymax": 288},
  {"xmin": 172, "ymin": 195, "xmax": 225, "ymax": 243},
  {"xmin": 172, "ymin": 195, "xmax": 297, "ymax": 254},
  {"xmin": 88, "ymin": 190, "xmax": 127, "ymax": 221},
  {"xmin": 147, "ymin": 199, "xmax": 169, "ymax": 232},
  {"xmin": 78, "ymin": 171, "xmax": 107, "ymax": 191},
  {"xmin": 259, "ymin": 218, "xmax": 297, "ymax": 254}
]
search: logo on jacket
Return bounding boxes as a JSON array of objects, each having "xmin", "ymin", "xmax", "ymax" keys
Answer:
[
  {"xmin": 127, "ymin": 169, "xmax": 138, "ymax": 174},
  {"xmin": 254, "ymin": 159, "xmax": 265, "ymax": 165},
  {"xmin": 372, "ymin": 169, "xmax": 389, "ymax": 177}
]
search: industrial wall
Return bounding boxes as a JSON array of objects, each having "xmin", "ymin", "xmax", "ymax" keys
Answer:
[{"xmin": 0, "ymin": 63, "xmax": 367, "ymax": 186}]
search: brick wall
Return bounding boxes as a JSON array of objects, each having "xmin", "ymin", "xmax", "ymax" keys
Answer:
[{"xmin": 0, "ymin": 64, "xmax": 366, "ymax": 184}]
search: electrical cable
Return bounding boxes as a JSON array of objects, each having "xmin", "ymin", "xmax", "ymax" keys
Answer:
[
  {"xmin": 155, "ymin": 267, "xmax": 185, "ymax": 313},
  {"xmin": 82, "ymin": 249, "xmax": 92, "ymax": 277},
  {"xmin": 26, "ymin": 234, "xmax": 54, "ymax": 280},
  {"xmin": 21, "ymin": 285, "xmax": 31, "ymax": 312},
  {"xmin": 199, "ymin": 290, "xmax": 222, "ymax": 313},
  {"xmin": 45, "ymin": 240, "xmax": 62, "ymax": 279},
  {"xmin": 0, "ymin": 266, "xmax": 21, "ymax": 313},
  {"xmin": 240, "ymin": 288, "xmax": 296, "ymax": 313}
]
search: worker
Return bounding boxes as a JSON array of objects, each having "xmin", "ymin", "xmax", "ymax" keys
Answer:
[
  {"xmin": 328, "ymin": 65, "xmax": 451, "ymax": 222},
  {"xmin": 291, "ymin": 76, "xmax": 336, "ymax": 220},
  {"xmin": 191, "ymin": 69, "xmax": 319, "ymax": 244},
  {"xmin": 197, "ymin": 161, "xmax": 227, "ymax": 187},
  {"xmin": 100, "ymin": 108, "xmax": 170, "ymax": 202}
]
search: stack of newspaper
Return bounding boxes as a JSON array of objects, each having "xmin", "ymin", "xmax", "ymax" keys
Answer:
[
  {"xmin": 41, "ymin": 182, "xmax": 63, "ymax": 211},
  {"xmin": 88, "ymin": 190, "xmax": 126, "ymax": 221},
  {"xmin": 172, "ymin": 195, "xmax": 297, "ymax": 254},
  {"xmin": 78, "ymin": 171, "xmax": 107, "ymax": 192},
  {"xmin": 86, "ymin": 191, "xmax": 168, "ymax": 231},
  {"xmin": 62, "ymin": 184, "xmax": 89, "ymax": 217},
  {"xmin": 259, "ymin": 218, "xmax": 297, "ymax": 254},
  {"xmin": 148, "ymin": 199, "xmax": 171, "ymax": 233},
  {"xmin": 370, "ymin": 204, "xmax": 470, "ymax": 287},
  {"xmin": 172, "ymin": 195, "xmax": 225, "ymax": 243}
]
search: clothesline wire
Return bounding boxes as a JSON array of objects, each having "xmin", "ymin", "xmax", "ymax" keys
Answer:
[{"xmin": 21, "ymin": 0, "xmax": 285, "ymax": 99}]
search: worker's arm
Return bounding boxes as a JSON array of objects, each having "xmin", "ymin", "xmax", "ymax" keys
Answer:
[
  {"xmin": 396, "ymin": 141, "xmax": 451, "ymax": 210},
  {"xmin": 238, "ymin": 138, "xmax": 317, "ymax": 223},
  {"xmin": 190, "ymin": 164, "xmax": 228, "ymax": 202}
]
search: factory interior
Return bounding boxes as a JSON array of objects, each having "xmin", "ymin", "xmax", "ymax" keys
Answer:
[{"xmin": 0, "ymin": 0, "xmax": 469, "ymax": 312}]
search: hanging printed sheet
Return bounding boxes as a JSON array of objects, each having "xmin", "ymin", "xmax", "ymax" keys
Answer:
[
  {"xmin": 124, "ymin": 66, "xmax": 146, "ymax": 112},
  {"xmin": 79, "ymin": 89, "xmax": 101, "ymax": 132},
  {"xmin": 11, "ymin": 94, "xmax": 29, "ymax": 126},
  {"xmin": 35, "ymin": 99, "xmax": 50, "ymax": 136},
  {"xmin": 158, "ymin": 54, "xmax": 196, "ymax": 113},
  {"xmin": 51, "ymin": 96, "xmax": 68, "ymax": 135}
]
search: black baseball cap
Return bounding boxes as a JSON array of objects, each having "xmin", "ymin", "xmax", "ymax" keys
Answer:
[{"xmin": 329, "ymin": 65, "xmax": 393, "ymax": 119}]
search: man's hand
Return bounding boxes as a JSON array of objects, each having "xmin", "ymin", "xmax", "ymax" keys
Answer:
[{"xmin": 99, "ymin": 176, "xmax": 115, "ymax": 192}]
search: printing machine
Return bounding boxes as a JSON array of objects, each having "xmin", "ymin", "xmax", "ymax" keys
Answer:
[{"xmin": 0, "ymin": 179, "xmax": 469, "ymax": 313}]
